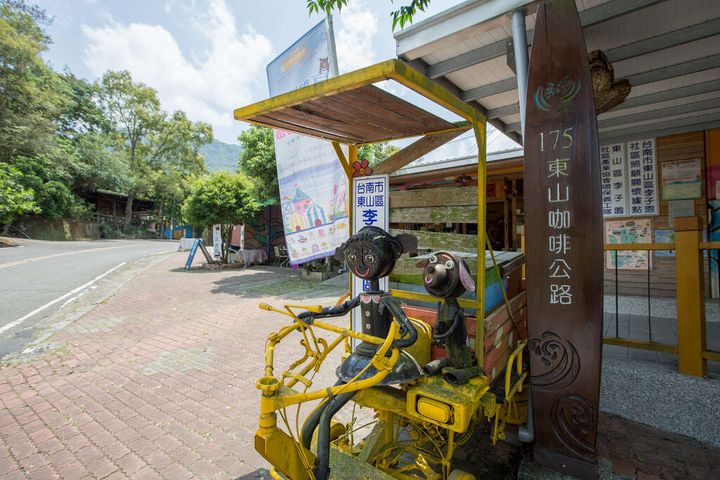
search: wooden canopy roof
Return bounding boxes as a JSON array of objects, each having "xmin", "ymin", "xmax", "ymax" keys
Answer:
[{"xmin": 233, "ymin": 60, "xmax": 485, "ymax": 146}]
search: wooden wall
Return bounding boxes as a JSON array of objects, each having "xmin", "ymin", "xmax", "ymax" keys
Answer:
[{"xmin": 603, "ymin": 131, "xmax": 710, "ymax": 297}]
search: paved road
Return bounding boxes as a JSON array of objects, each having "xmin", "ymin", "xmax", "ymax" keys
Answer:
[{"xmin": 0, "ymin": 238, "xmax": 177, "ymax": 358}]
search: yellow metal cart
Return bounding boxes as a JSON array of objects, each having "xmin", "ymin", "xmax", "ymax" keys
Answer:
[{"xmin": 234, "ymin": 59, "xmax": 528, "ymax": 480}]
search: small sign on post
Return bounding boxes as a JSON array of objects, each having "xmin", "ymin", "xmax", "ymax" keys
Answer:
[
  {"xmin": 212, "ymin": 224, "xmax": 222, "ymax": 259},
  {"xmin": 351, "ymin": 174, "xmax": 389, "ymax": 333}
]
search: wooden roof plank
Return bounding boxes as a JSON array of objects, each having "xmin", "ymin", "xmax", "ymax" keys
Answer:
[{"xmin": 374, "ymin": 127, "xmax": 470, "ymax": 174}]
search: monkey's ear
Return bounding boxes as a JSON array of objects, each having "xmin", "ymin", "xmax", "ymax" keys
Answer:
[
  {"xmin": 395, "ymin": 234, "xmax": 417, "ymax": 256},
  {"xmin": 333, "ymin": 245, "xmax": 345, "ymax": 262},
  {"xmin": 458, "ymin": 259, "xmax": 475, "ymax": 292}
]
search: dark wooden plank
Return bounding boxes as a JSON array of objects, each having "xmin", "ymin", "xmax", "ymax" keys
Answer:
[
  {"xmin": 312, "ymin": 90, "xmax": 429, "ymax": 137},
  {"xmin": 390, "ymin": 186, "xmax": 478, "ymax": 208},
  {"xmin": 252, "ymin": 115, "xmax": 355, "ymax": 143},
  {"xmin": 307, "ymin": 96, "xmax": 404, "ymax": 140},
  {"xmin": 390, "ymin": 205, "xmax": 477, "ymax": 224},
  {"xmin": 374, "ymin": 128, "xmax": 470, "ymax": 174},
  {"xmin": 389, "ymin": 228, "xmax": 477, "ymax": 252},
  {"xmin": 334, "ymin": 86, "xmax": 456, "ymax": 134},
  {"xmin": 272, "ymin": 106, "xmax": 378, "ymax": 143},
  {"xmin": 524, "ymin": 1, "xmax": 603, "ymax": 477}
]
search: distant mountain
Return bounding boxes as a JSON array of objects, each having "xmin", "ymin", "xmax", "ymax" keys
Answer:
[{"xmin": 200, "ymin": 140, "xmax": 242, "ymax": 173}]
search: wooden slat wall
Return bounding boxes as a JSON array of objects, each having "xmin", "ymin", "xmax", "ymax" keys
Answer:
[
  {"xmin": 603, "ymin": 131, "xmax": 710, "ymax": 298},
  {"xmin": 389, "ymin": 185, "xmax": 479, "ymax": 253}
]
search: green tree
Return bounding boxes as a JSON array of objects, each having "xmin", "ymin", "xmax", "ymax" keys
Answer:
[
  {"xmin": 358, "ymin": 142, "xmax": 400, "ymax": 167},
  {"xmin": 0, "ymin": 1, "xmax": 66, "ymax": 160},
  {"xmin": 97, "ymin": 70, "xmax": 162, "ymax": 231},
  {"xmin": 0, "ymin": 163, "xmax": 38, "ymax": 233},
  {"xmin": 148, "ymin": 110, "xmax": 213, "ymax": 228},
  {"xmin": 238, "ymin": 125, "xmax": 278, "ymax": 205},
  {"xmin": 307, "ymin": 0, "xmax": 430, "ymax": 29},
  {"xmin": 182, "ymin": 172, "xmax": 260, "ymax": 262}
]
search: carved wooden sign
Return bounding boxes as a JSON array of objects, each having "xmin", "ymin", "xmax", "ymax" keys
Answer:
[{"xmin": 524, "ymin": 1, "xmax": 603, "ymax": 478}]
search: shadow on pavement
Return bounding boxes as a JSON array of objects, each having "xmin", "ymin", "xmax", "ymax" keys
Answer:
[{"xmin": 233, "ymin": 468, "xmax": 273, "ymax": 479}]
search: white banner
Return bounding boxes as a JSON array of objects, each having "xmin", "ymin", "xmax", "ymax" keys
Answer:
[
  {"xmin": 351, "ymin": 175, "xmax": 389, "ymax": 332},
  {"xmin": 212, "ymin": 224, "xmax": 221, "ymax": 258},
  {"xmin": 627, "ymin": 138, "xmax": 658, "ymax": 216},
  {"xmin": 266, "ymin": 19, "xmax": 348, "ymax": 265}
]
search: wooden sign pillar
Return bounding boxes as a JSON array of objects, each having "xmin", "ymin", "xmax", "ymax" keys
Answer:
[{"xmin": 524, "ymin": 1, "xmax": 603, "ymax": 478}]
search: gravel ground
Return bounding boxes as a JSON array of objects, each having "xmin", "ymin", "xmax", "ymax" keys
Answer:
[{"xmin": 600, "ymin": 355, "xmax": 720, "ymax": 448}]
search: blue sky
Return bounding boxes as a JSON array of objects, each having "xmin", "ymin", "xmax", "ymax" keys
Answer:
[{"xmin": 34, "ymin": 0, "xmax": 518, "ymax": 155}]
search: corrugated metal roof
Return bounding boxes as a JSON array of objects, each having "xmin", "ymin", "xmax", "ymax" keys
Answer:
[{"xmin": 394, "ymin": 0, "xmax": 720, "ymax": 144}]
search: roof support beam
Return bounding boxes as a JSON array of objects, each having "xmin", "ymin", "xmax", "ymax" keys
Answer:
[
  {"xmin": 426, "ymin": 0, "xmax": 667, "ymax": 79},
  {"xmin": 615, "ymin": 78, "xmax": 720, "ymax": 111},
  {"xmin": 467, "ymin": 53, "xmax": 720, "ymax": 104},
  {"xmin": 606, "ymin": 17, "xmax": 720, "ymax": 63},
  {"xmin": 406, "ymin": 58, "xmax": 522, "ymax": 144},
  {"xmin": 598, "ymin": 97, "xmax": 720, "ymax": 129},
  {"xmin": 374, "ymin": 126, "xmax": 470, "ymax": 174},
  {"xmin": 599, "ymin": 111, "xmax": 720, "ymax": 143},
  {"xmin": 626, "ymin": 53, "xmax": 720, "ymax": 85},
  {"xmin": 489, "ymin": 75, "xmax": 720, "ymax": 122}
]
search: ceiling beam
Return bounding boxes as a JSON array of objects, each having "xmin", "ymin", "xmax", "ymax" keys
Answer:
[
  {"xmin": 599, "ymin": 112, "xmax": 720, "ymax": 143},
  {"xmin": 427, "ymin": 0, "xmax": 667, "ymax": 79},
  {"xmin": 606, "ymin": 18, "xmax": 720, "ymax": 63},
  {"xmin": 601, "ymin": 110, "xmax": 720, "ymax": 136},
  {"xmin": 488, "ymin": 73, "xmax": 720, "ymax": 122},
  {"xmin": 615, "ymin": 78, "xmax": 720, "ymax": 111},
  {"xmin": 598, "ymin": 97, "xmax": 720, "ymax": 129},
  {"xmin": 405, "ymin": 58, "xmax": 522, "ymax": 145},
  {"xmin": 461, "ymin": 78, "xmax": 516, "ymax": 102},
  {"xmin": 485, "ymin": 52, "xmax": 720, "ymax": 116},
  {"xmin": 626, "ymin": 53, "xmax": 720, "ymax": 85}
]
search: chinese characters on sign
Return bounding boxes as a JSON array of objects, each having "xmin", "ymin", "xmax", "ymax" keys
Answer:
[
  {"xmin": 540, "ymin": 128, "xmax": 575, "ymax": 306},
  {"xmin": 351, "ymin": 175, "xmax": 389, "ymax": 331},
  {"xmin": 600, "ymin": 138, "xmax": 658, "ymax": 218},
  {"xmin": 627, "ymin": 138, "xmax": 658, "ymax": 215},
  {"xmin": 600, "ymin": 143, "xmax": 626, "ymax": 217}
]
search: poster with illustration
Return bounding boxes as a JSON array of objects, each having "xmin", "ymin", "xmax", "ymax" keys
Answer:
[
  {"xmin": 605, "ymin": 218, "xmax": 652, "ymax": 270},
  {"xmin": 267, "ymin": 19, "xmax": 348, "ymax": 264}
]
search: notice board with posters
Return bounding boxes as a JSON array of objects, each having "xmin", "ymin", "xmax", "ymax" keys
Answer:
[{"xmin": 605, "ymin": 218, "xmax": 652, "ymax": 270}]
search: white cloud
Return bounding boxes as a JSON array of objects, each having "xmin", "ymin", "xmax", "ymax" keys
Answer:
[
  {"xmin": 335, "ymin": 1, "xmax": 378, "ymax": 73},
  {"xmin": 81, "ymin": 0, "xmax": 272, "ymax": 143}
]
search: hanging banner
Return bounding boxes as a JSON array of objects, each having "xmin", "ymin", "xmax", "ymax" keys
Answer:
[
  {"xmin": 266, "ymin": 19, "xmax": 348, "ymax": 264},
  {"xmin": 628, "ymin": 138, "xmax": 659, "ymax": 214},
  {"xmin": 600, "ymin": 143, "xmax": 627, "ymax": 217},
  {"xmin": 525, "ymin": 0, "xmax": 602, "ymax": 477},
  {"xmin": 351, "ymin": 175, "xmax": 389, "ymax": 332}
]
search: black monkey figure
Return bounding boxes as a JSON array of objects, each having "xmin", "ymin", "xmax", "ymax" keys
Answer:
[
  {"xmin": 298, "ymin": 226, "xmax": 420, "ymax": 480},
  {"xmin": 418, "ymin": 252, "xmax": 482, "ymax": 385},
  {"xmin": 298, "ymin": 226, "xmax": 421, "ymax": 383}
]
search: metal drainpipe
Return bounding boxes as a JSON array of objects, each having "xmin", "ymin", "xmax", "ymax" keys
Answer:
[{"xmin": 511, "ymin": 7, "xmax": 535, "ymax": 444}]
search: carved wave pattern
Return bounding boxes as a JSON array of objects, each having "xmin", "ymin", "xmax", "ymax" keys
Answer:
[
  {"xmin": 551, "ymin": 395, "xmax": 597, "ymax": 460},
  {"xmin": 528, "ymin": 332, "xmax": 580, "ymax": 390}
]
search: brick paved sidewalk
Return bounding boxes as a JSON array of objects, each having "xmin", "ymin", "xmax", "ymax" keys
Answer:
[
  {"xmin": 2, "ymin": 253, "xmax": 719, "ymax": 479},
  {"xmin": 0, "ymin": 254, "xmax": 345, "ymax": 479}
]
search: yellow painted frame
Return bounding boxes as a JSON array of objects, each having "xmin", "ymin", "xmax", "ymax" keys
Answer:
[{"xmin": 235, "ymin": 59, "xmax": 489, "ymax": 367}]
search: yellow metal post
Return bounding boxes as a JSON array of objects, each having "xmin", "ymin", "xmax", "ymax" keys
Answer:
[
  {"xmin": 473, "ymin": 121, "xmax": 486, "ymax": 368},
  {"xmin": 348, "ymin": 144, "xmax": 358, "ymax": 330},
  {"xmin": 674, "ymin": 216, "xmax": 707, "ymax": 377}
]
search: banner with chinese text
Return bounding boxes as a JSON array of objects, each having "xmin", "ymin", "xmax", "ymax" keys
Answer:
[
  {"xmin": 601, "ymin": 139, "xmax": 658, "ymax": 218},
  {"xmin": 351, "ymin": 175, "xmax": 389, "ymax": 332},
  {"xmin": 266, "ymin": 19, "xmax": 348, "ymax": 264}
]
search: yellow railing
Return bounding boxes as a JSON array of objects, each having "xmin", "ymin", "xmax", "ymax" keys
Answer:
[{"xmin": 604, "ymin": 216, "xmax": 717, "ymax": 377}]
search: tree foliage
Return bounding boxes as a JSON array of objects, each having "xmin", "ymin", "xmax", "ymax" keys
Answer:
[
  {"xmin": 0, "ymin": 163, "xmax": 38, "ymax": 229},
  {"xmin": 306, "ymin": 0, "xmax": 431, "ymax": 30},
  {"xmin": 238, "ymin": 125, "xmax": 278, "ymax": 205},
  {"xmin": 182, "ymin": 172, "xmax": 260, "ymax": 262},
  {"xmin": 358, "ymin": 142, "xmax": 401, "ymax": 167},
  {"xmin": 0, "ymin": 1, "xmax": 213, "ymax": 237}
]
